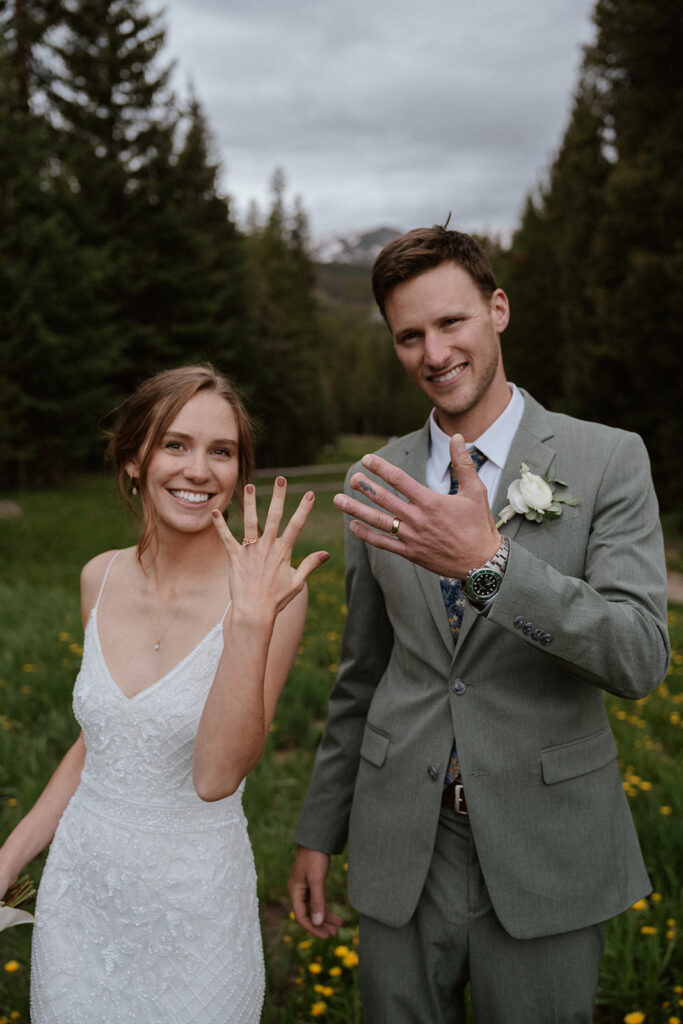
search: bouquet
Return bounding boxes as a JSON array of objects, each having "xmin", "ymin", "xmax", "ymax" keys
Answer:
[{"xmin": 0, "ymin": 875, "xmax": 36, "ymax": 932}]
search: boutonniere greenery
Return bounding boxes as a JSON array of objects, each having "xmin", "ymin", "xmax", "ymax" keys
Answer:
[{"xmin": 495, "ymin": 462, "xmax": 578, "ymax": 529}]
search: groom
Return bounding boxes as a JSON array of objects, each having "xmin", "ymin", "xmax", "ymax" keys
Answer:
[{"xmin": 288, "ymin": 226, "xmax": 670, "ymax": 1023}]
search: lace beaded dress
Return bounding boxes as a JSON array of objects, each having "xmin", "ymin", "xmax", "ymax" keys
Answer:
[{"xmin": 30, "ymin": 555, "xmax": 264, "ymax": 1023}]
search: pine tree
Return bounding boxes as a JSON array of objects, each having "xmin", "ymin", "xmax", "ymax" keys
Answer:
[
  {"xmin": 120, "ymin": 95, "xmax": 252, "ymax": 385},
  {"xmin": 582, "ymin": 0, "xmax": 683, "ymax": 507},
  {"xmin": 43, "ymin": 0, "xmax": 178, "ymax": 393},
  {"xmin": 0, "ymin": 0, "xmax": 110, "ymax": 484},
  {"xmin": 246, "ymin": 172, "xmax": 330, "ymax": 466}
]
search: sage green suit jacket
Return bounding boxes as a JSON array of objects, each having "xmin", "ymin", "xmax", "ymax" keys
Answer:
[{"xmin": 295, "ymin": 392, "xmax": 670, "ymax": 939}]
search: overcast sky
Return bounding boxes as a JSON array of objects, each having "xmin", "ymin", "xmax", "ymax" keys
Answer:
[{"xmin": 162, "ymin": 0, "xmax": 597, "ymax": 244}]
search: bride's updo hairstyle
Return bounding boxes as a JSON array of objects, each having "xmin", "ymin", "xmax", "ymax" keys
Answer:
[{"xmin": 106, "ymin": 364, "xmax": 255, "ymax": 559}]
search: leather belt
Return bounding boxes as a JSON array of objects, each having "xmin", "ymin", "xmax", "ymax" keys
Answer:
[{"xmin": 442, "ymin": 781, "xmax": 468, "ymax": 814}]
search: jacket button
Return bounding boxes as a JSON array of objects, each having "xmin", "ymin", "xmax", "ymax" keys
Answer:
[
  {"xmin": 450, "ymin": 678, "xmax": 467, "ymax": 695},
  {"xmin": 513, "ymin": 615, "xmax": 525, "ymax": 628},
  {"xmin": 522, "ymin": 621, "xmax": 535, "ymax": 635},
  {"xmin": 427, "ymin": 765, "xmax": 439, "ymax": 781},
  {"xmin": 541, "ymin": 633, "xmax": 553, "ymax": 645},
  {"xmin": 532, "ymin": 627, "xmax": 545, "ymax": 641}
]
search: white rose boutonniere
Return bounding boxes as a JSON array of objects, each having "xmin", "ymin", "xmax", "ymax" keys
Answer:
[{"xmin": 496, "ymin": 462, "xmax": 578, "ymax": 529}]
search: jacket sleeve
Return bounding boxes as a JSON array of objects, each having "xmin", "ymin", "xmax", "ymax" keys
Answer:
[
  {"xmin": 294, "ymin": 474, "xmax": 394, "ymax": 854},
  {"xmin": 488, "ymin": 431, "xmax": 670, "ymax": 698}
]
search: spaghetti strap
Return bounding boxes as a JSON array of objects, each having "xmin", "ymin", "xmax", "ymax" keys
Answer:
[
  {"xmin": 94, "ymin": 551, "xmax": 122, "ymax": 611},
  {"xmin": 219, "ymin": 599, "xmax": 233, "ymax": 625}
]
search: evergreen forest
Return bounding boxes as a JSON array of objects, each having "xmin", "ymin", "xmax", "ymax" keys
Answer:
[{"xmin": 1, "ymin": 0, "xmax": 681, "ymax": 512}]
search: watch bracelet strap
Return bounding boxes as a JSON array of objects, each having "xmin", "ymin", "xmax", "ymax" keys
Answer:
[
  {"xmin": 463, "ymin": 535, "xmax": 510, "ymax": 601},
  {"xmin": 488, "ymin": 535, "xmax": 510, "ymax": 575}
]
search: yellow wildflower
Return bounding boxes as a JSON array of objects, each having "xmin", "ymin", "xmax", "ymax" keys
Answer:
[
  {"xmin": 314, "ymin": 985, "xmax": 334, "ymax": 997},
  {"xmin": 310, "ymin": 1002, "xmax": 327, "ymax": 1018},
  {"xmin": 334, "ymin": 945, "xmax": 349, "ymax": 958},
  {"xmin": 675, "ymin": 987, "xmax": 683, "ymax": 994},
  {"xmin": 298, "ymin": 939, "xmax": 312, "ymax": 950},
  {"xmin": 0, "ymin": 678, "xmax": 6, "ymax": 687},
  {"xmin": 289, "ymin": 911, "xmax": 295, "ymax": 920},
  {"xmin": 282, "ymin": 934, "xmax": 292, "ymax": 945},
  {"xmin": 667, "ymin": 930, "xmax": 677, "ymax": 940},
  {"xmin": 651, "ymin": 892, "xmax": 663, "ymax": 903},
  {"xmin": 22, "ymin": 664, "xmax": 36, "ymax": 673},
  {"xmin": 20, "ymin": 685, "xmax": 31, "ymax": 695},
  {"xmin": 342, "ymin": 951, "xmax": 359, "ymax": 968},
  {"xmin": 631, "ymin": 899, "xmax": 648, "ymax": 911},
  {"xmin": 667, "ymin": 1016, "xmax": 681, "ymax": 1024},
  {"xmin": 7, "ymin": 798, "xmax": 18, "ymax": 808},
  {"xmin": 3, "ymin": 961, "xmax": 20, "ymax": 973},
  {"xmin": 670, "ymin": 713, "xmax": 681, "ymax": 724},
  {"xmin": 637, "ymin": 780, "xmax": 652, "ymax": 791},
  {"xmin": 58, "ymin": 631, "xmax": 71, "ymax": 642},
  {"xmin": 640, "ymin": 926, "xmax": 657, "ymax": 935},
  {"xmin": 661, "ymin": 806, "xmax": 673, "ymax": 815},
  {"xmin": 11, "ymin": 1014, "xmax": 21, "ymax": 1021},
  {"xmin": 623, "ymin": 1013, "xmax": 646, "ymax": 1024},
  {"xmin": 308, "ymin": 963, "xmax": 323, "ymax": 974},
  {"xmin": 329, "ymin": 966, "xmax": 342, "ymax": 978}
]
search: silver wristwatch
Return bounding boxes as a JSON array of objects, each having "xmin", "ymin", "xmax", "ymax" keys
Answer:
[{"xmin": 462, "ymin": 537, "xmax": 510, "ymax": 605}]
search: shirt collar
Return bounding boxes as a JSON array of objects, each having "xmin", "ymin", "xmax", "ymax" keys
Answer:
[{"xmin": 428, "ymin": 383, "xmax": 525, "ymax": 476}]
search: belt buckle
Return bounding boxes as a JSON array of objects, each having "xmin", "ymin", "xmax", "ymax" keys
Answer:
[{"xmin": 453, "ymin": 783, "xmax": 468, "ymax": 815}]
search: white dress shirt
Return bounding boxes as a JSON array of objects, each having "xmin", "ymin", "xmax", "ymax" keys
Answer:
[{"xmin": 426, "ymin": 384, "xmax": 525, "ymax": 509}]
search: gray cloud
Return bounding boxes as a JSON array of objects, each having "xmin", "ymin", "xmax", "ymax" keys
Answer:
[{"xmin": 163, "ymin": 0, "xmax": 596, "ymax": 240}]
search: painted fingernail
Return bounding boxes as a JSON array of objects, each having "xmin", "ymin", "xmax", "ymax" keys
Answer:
[
  {"xmin": 306, "ymin": 490, "xmax": 314, "ymax": 501},
  {"xmin": 319, "ymin": 551, "xmax": 330, "ymax": 563},
  {"xmin": 245, "ymin": 484, "xmax": 255, "ymax": 495},
  {"xmin": 212, "ymin": 510, "xmax": 220, "ymax": 519},
  {"xmin": 276, "ymin": 476, "xmax": 286, "ymax": 487}
]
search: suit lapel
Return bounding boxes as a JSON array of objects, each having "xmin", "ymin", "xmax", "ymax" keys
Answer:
[
  {"xmin": 456, "ymin": 392, "xmax": 557, "ymax": 653},
  {"xmin": 389, "ymin": 394, "xmax": 559, "ymax": 660},
  {"xmin": 391, "ymin": 423, "xmax": 457, "ymax": 656}
]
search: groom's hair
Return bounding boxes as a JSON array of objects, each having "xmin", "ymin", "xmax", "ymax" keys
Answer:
[{"xmin": 372, "ymin": 225, "xmax": 498, "ymax": 323}]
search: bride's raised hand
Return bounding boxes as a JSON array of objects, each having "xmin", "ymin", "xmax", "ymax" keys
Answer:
[{"xmin": 212, "ymin": 477, "xmax": 328, "ymax": 621}]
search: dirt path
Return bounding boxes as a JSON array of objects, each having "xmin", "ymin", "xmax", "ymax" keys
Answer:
[{"xmin": 668, "ymin": 571, "xmax": 683, "ymax": 604}]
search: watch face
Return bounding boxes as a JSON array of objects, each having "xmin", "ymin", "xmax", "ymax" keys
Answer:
[{"xmin": 468, "ymin": 569, "xmax": 502, "ymax": 599}]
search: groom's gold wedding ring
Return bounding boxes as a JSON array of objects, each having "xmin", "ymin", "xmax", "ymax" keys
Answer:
[
  {"xmin": 390, "ymin": 517, "xmax": 401, "ymax": 536},
  {"xmin": 242, "ymin": 537, "xmax": 259, "ymax": 546}
]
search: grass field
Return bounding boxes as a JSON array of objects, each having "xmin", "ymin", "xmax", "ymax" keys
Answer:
[{"xmin": 0, "ymin": 444, "xmax": 681, "ymax": 1022}]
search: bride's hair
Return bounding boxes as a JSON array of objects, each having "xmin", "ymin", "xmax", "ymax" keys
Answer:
[{"xmin": 105, "ymin": 364, "xmax": 255, "ymax": 560}]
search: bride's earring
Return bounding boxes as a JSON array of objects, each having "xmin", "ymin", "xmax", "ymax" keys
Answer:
[{"xmin": 130, "ymin": 477, "xmax": 139, "ymax": 496}]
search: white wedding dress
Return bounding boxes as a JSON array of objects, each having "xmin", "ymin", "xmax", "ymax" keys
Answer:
[{"xmin": 30, "ymin": 556, "xmax": 264, "ymax": 1023}]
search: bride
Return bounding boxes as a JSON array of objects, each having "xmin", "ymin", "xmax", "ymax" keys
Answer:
[{"xmin": 0, "ymin": 364, "xmax": 328, "ymax": 1023}]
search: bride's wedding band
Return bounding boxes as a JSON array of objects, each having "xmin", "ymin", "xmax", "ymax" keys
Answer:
[
  {"xmin": 242, "ymin": 537, "xmax": 259, "ymax": 546},
  {"xmin": 390, "ymin": 517, "xmax": 401, "ymax": 536}
]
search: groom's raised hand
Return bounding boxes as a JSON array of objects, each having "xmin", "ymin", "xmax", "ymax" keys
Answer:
[
  {"xmin": 333, "ymin": 433, "xmax": 501, "ymax": 578},
  {"xmin": 288, "ymin": 846, "xmax": 343, "ymax": 939}
]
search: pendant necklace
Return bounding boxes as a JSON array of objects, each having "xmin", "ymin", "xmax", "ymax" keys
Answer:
[{"xmin": 149, "ymin": 596, "xmax": 177, "ymax": 652}]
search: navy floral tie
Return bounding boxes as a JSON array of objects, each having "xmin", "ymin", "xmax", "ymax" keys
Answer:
[{"xmin": 440, "ymin": 447, "xmax": 488, "ymax": 788}]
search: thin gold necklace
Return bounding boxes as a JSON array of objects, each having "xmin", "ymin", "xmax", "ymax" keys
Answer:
[{"xmin": 148, "ymin": 595, "xmax": 178, "ymax": 652}]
